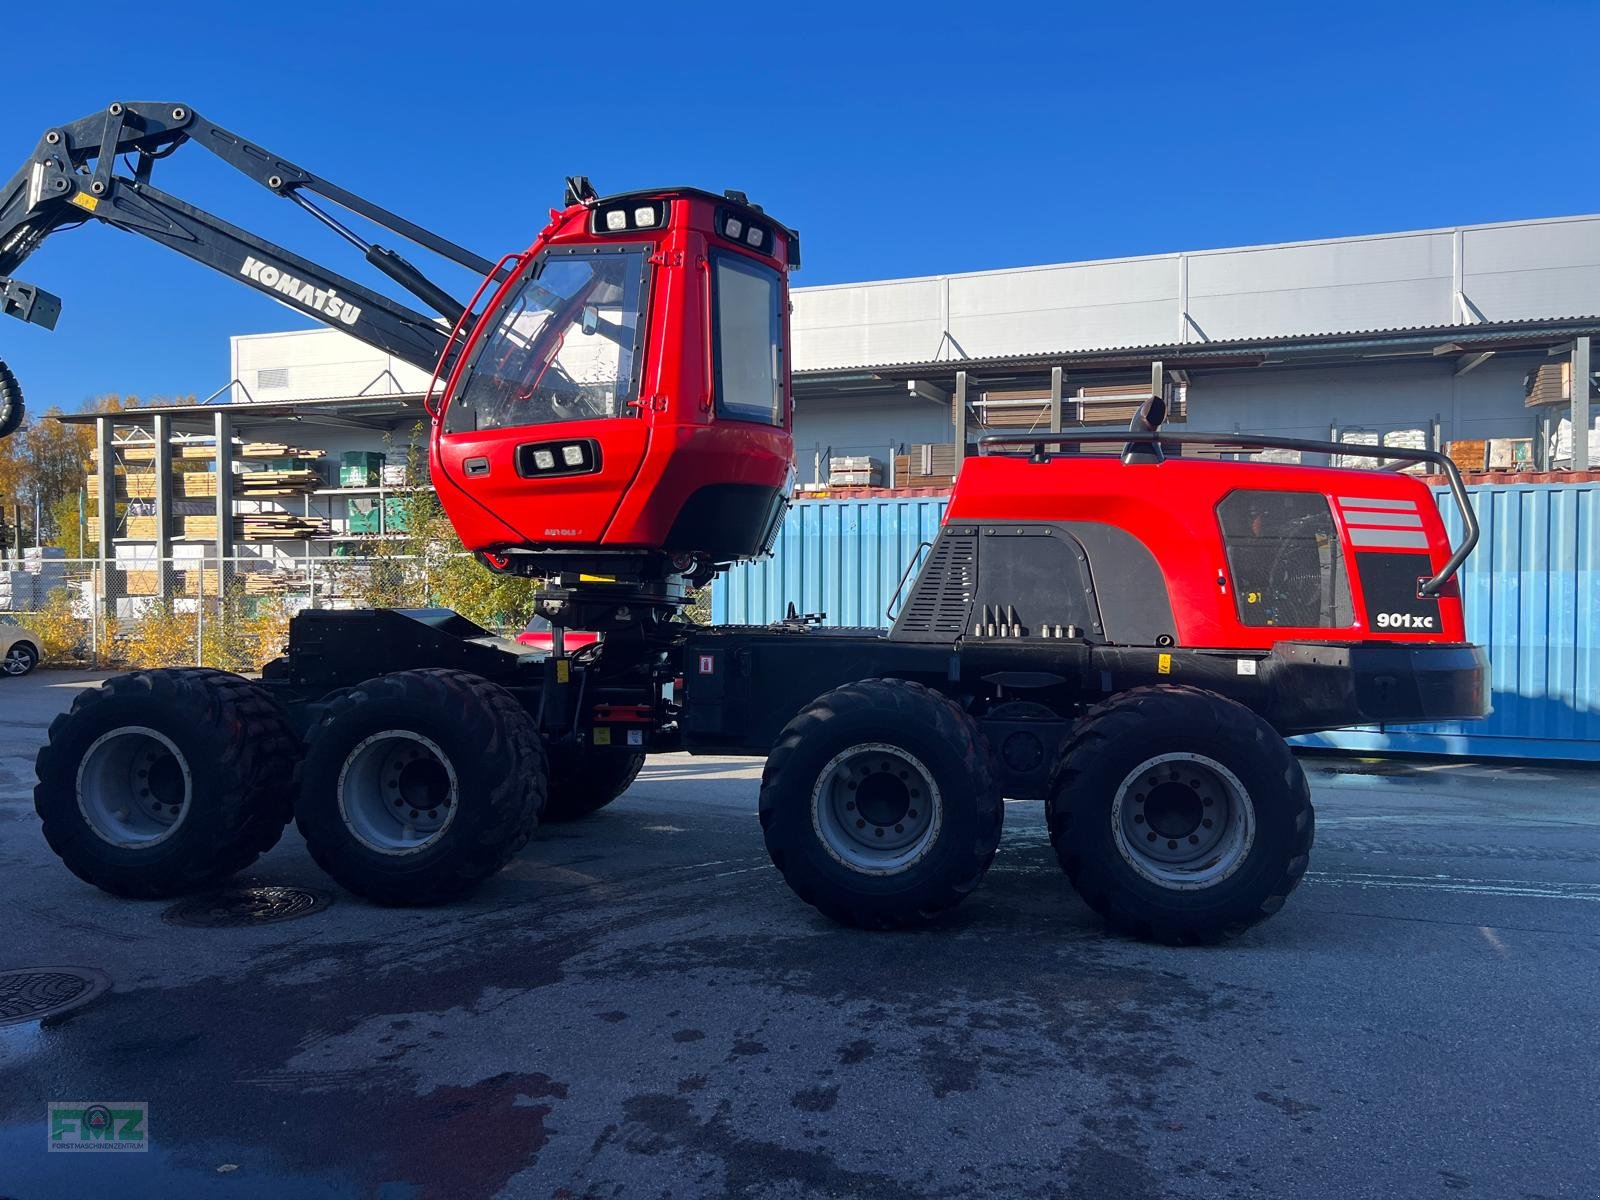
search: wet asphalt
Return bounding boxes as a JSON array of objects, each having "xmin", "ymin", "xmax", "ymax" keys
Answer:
[{"xmin": 0, "ymin": 670, "xmax": 1596, "ymax": 1199}]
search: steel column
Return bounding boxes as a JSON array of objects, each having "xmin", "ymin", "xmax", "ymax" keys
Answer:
[
  {"xmin": 152, "ymin": 413, "xmax": 174, "ymax": 598},
  {"xmin": 953, "ymin": 371, "xmax": 968, "ymax": 468},
  {"xmin": 1571, "ymin": 336, "xmax": 1590, "ymax": 470},
  {"xmin": 213, "ymin": 411, "xmax": 234, "ymax": 578}
]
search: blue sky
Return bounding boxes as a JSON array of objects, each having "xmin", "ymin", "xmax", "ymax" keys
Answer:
[{"xmin": 3, "ymin": 0, "xmax": 1598, "ymax": 410}]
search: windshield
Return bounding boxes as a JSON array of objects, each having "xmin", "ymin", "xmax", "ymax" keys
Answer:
[{"xmin": 445, "ymin": 247, "xmax": 649, "ymax": 433}]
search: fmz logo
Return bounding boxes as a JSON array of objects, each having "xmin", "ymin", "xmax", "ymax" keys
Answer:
[{"xmin": 48, "ymin": 1102, "xmax": 148, "ymax": 1152}]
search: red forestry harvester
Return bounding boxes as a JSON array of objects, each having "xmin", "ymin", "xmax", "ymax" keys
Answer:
[{"xmin": 5, "ymin": 104, "xmax": 1488, "ymax": 942}]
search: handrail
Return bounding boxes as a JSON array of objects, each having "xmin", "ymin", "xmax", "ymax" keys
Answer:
[
  {"xmin": 976, "ymin": 430, "xmax": 1480, "ymax": 596},
  {"xmin": 423, "ymin": 251, "xmax": 528, "ymax": 420},
  {"xmin": 885, "ymin": 540, "xmax": 932, "ymax": 622}
]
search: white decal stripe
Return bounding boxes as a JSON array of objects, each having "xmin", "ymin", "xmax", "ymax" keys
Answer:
[
  {"xmin": 1337, "ymin": 496, "xmax": 1417, "ymax": 511},
  {"xmin": 1348, "ymin": 528, "xmax": 1430, "ymax": 549},
  {"xmin": 1341, "ymin": 511, "xmax": 1424, "ymax": 528}
]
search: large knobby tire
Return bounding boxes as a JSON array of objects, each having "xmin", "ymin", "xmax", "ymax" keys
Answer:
[
  {"xmin": 1047, "ymin": 684, "xmax": 1313, "ymax": 945},
  {"xmin": 542, "ymin": 744, "xmax": 645, "ymax": 822},
  {"xmin": 760, "ymin": 678, "xmax": 1003, "ymax": 930},
  {"xmin": 295, "ymin": 669, "xmax": 545, "ymax": 905},
  {"xmin": 34, "ymin": 668, "xmax": 300, "ymax": 898}
]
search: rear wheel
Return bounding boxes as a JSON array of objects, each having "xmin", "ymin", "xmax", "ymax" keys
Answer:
[
  {"xmin": 1047, "ymin": 685, "xmax": 1313, "ymax": 944},
  {"xmin": 543, "ymin": 744, "xmax": 644, "ymax": 822},
  {"xmin": 760, "ymin": 678, "xmax": 1002, "ymax": 929},
  {"xmin": 34, "ymin": 668, "xmax": 300, "ymax": 898},
  {"xmin": 295, "ymin": 668, "xmax": 545, "ymax": 905}
]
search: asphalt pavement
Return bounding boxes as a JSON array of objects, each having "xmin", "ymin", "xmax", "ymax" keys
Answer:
[{"xmin": 1, "ymin": 669, "xmax": 1596, "ymax": 1199}]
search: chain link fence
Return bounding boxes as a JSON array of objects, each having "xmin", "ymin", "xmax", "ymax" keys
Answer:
[
  {"xmin": 0, "ymin": 550, "xmax": 505, "ymax": 672},
  {"xmin": 2, "ymin": 549, "xmax": 718, "ymax": 672}
]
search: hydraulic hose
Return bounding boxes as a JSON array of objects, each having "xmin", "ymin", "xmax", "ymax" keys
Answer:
[{"xmin": 0, "ymin": 359, "xmax": 23, "ymax": 439}]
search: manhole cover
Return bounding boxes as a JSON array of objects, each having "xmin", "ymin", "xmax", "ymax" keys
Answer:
[
  {"xmin": 162, "ymin": 885, "xmax": 332, "ymax": 928},
  {"xmin": 0, "ymin": 966, "xmax": 112, "ymax": 1027}
]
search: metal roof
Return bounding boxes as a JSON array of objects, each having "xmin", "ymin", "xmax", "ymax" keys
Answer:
[{"xmin": 793, "ymin": 315, "xmax": 1600, "ymax": 381}]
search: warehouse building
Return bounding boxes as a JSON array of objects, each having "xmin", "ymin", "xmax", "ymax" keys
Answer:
[{"xmin": 63, "ymin": 209, "xmax": 1600, "ymax": 570}]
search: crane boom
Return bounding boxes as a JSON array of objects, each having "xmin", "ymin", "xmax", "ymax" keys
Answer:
[{"xmin": 0, "ymin": 101, "xmax": 499, "ymax": 431}]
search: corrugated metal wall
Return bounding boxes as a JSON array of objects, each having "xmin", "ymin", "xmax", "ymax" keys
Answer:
[{"xmin": 713, "ymin": 482, "xmax": 1599, "ymax": 761}]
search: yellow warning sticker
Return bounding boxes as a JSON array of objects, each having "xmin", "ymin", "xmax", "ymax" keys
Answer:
[
  {"xmin": 1158, "ymin": 653, "xmax": 1172, "ymax": 675},
  {"xmin": 593, "ymin": 727, "xmax": 611, "ymax": 746},
  {"xmin": 555, "ymin": 660, "xmax": 570, "ymax": 683},
  {"xmin": 69, "ymin": 192, "xmax": 99, "ymax": 213}
]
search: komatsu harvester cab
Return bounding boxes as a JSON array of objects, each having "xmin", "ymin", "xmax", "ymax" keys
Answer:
[{"xmin": 429, "ymin": 183, "xmax": 799, "ymax": 590}]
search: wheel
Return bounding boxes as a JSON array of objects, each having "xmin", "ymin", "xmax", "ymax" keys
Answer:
[
  {"xmin": 294, "ymin": 668, "xmax": 545, "ymax": 905},
  {"xmin": 543, "ymin": 744, "xmax": 644, "ymax": 822},
  {"xmin": 33, "ymin": 668, "xmax": 300, "ymax": 898},
  {"xmin": 0, "ymin": 358, "xmax": 24, "ymax": 440},
  {"xmin": 1047, "ymin": 685, "xmax": 1314, "ymax": 945},
  {"xmin": 760, "ymin": 678, "xmax": 1003, "ymax": 929},
  {"xmin": 3, "ymin": 641, "xmax": 38, "ymax": 676}
]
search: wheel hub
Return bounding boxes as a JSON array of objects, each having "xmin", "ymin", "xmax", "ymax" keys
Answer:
[
  {"xmin": 338, "ymin": 730, "xmax": 459, "ymax": 855},
  {"xmin": 810, "ymin": 743, "xmax": 942, "ymax": 875},
  {"xmin": 76, "ymin": 727, "xmax": 192, "ymax": 848},
  {"xmin": 1112, "ymin": 752, "xmax": 1255, "ymax": 889}
]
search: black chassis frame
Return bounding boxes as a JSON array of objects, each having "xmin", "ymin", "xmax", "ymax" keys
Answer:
[
  {"xmin": 261, "ymin": 606, "xmax": 1489, "ymax": 804},
  {"xmin": 254, "ymin": 425, "xmax": 1488, "ymax": 801}
]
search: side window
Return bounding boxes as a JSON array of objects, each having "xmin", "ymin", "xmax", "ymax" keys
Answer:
[
  {"xmin": 1217, "ymin": 491, "xmax": 1353, "ymax": 628},
  {"xmin": 712, "ymin": 253, "xmax": 784, "ymax": 426}
]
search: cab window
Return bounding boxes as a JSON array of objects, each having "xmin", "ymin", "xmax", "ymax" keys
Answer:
[
  {"xmin": 1217, "ymin": 490, "xmax": 1353, "ymax": 628},
  {"xmin": 712, "ymin": 253, "xmax": 784, "ymax": 426}
]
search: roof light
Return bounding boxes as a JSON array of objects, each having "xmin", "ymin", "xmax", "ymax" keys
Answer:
[
  {"xmin": 604, "ymin": 209, "xmax": 627, "ymax": 232},
  {"xmin": 561, "ymin": 444, "xmax": 585, "ymax": 467},
  {"xmin": 724, "ymin": 216, "xmax": 744, "ymax": 240},
  {"xmin": 532, "ymin": 449, "xmax": 556, "ymax": 470},
  {"xmin": 633, "ymin": 206, "xmax": 657, "ymax": 228},
  {"xmin": 746, "ymin": 225, "xmax": 762, "ymax": 247}
]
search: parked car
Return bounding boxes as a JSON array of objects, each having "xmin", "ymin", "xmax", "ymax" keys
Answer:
[
  {"xmin": 0, "ymin": 614, "xmax": 40, "ymax": 676},
  {"xmin": 516, "ymin": 616, "xmax": 599, "ymax": 654}
]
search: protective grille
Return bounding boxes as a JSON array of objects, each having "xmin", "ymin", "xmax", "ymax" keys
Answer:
[{"xmin": 891, "ymin": 531, "xmax": 977, "ymax": 640}]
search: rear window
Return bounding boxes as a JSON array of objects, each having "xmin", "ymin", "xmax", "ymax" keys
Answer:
[{"xmin": 1218, "ymin": 491, "xmax": 1353, "ymax": 628}]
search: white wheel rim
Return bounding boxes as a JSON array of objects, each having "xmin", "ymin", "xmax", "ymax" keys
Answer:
[
  {"xmin": 76, "ymin": 726, "xmax": 193, "ymax": 848},
  {"xmin": 337, "ymin": 730, "xmax": 459, "ymax": 856},
  {"xmin": 810, "ymin": 742, "xmax": 943, "ymax": 876},
  {"xmin": 1111, "ymin": 752, "xmax": 1256, "ymax": 890}
]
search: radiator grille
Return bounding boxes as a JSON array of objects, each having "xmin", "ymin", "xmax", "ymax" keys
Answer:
[{"xmin": 891, "ymin": 531, "xmax": 976, "ymax": 639}]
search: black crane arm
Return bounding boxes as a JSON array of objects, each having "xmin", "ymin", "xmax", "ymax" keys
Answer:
[{"xmin": 0, "ymin": 102, "xmax": 494, "ymax": 375}]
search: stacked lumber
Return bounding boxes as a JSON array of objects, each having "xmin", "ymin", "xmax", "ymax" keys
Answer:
[
  {"xmin": 124, "ymin": 514, "xmax": 224, "ymax": 541},
  {"xmin": 236, "ymin": 468, "xmax": 323, "ymax": 496},
  {"xmin": 239, "ymin": 443, "xmax": 326, "ymax": 459},
  {"xmin": 234, "ymin": 513, "xmax": 329, "ymax": 540},
  {"xmin": 893, "ymin": 443, "xmax": 958, "ymax": 488},
  {"xmin": 89, "ymin": 443, "xmax": 216, "ymax": 465},
  {"xmin": 243, "ymin": 569, "xmax": 308, "ymax": 595}
]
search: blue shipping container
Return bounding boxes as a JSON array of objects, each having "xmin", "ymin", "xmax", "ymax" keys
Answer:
[{"xmin": 713, "ymin": 482, "xmax": 1600, "ymax": 761}]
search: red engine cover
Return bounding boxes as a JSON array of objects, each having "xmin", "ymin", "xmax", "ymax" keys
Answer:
[{"xmin": 946, "ymin": 454, "xmax": 1466, "ymax": 650}]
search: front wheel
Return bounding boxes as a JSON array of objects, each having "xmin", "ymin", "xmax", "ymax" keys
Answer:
[
  {"xmin": 760, "ymin": 678, "xmax": 1003, "ymax": 929},
  {"xmin": 1047, "ymin": 685, "xmax": 1313, "ymax": 944},
  {"xmin": 4, "ymin": 641, "xmax": 38, "ymax": 676},
  {"xmin": 295, "ymin": 669, "xmax": 545, "ymax": 905}
]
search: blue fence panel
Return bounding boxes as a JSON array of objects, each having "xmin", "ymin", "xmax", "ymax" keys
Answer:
[{"xmin": 714, "ymin": 484, "xmax": 1599, "ymax": 761}]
